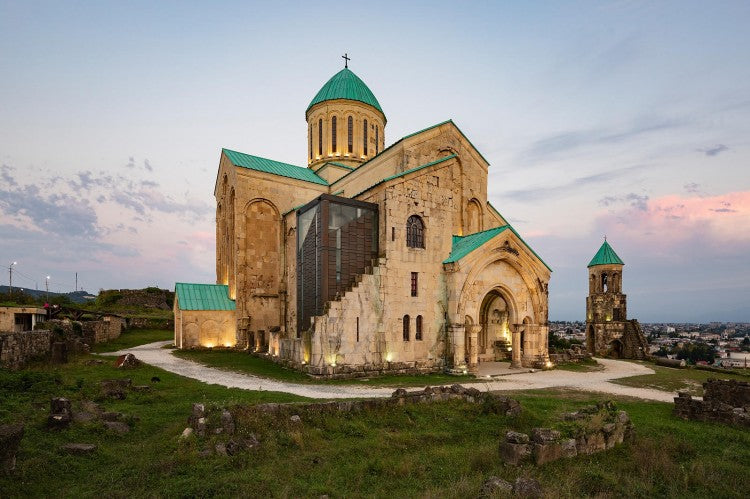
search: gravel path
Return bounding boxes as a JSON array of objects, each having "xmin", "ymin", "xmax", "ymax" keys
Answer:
[{"xmin": 111, "ymin": 341, "xmax": 674, "ymax": 402}]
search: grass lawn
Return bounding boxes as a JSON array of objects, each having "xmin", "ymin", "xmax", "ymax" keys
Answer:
[
  {"xmin": 611, "ymin": 361, "xmax": 750, "ymax": 396},
  {"xmin": 90, "ymin": 328, "xmax": 173, "ymax": 353},
  {"xmin": 2, "ymin": 355, "xmax": 749, "ymax": 497},
  {"xmin": 553, "ymin": 357, "xmax": 602, "ymax": 372},
  {"xmin": 173, "ymin": 348, "xmax": 475, "ymax": 387}
]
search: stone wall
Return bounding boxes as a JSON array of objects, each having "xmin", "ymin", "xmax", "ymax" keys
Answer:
[
  {"xmin": 0, "ymin": 330, "xmax": 52, "ymax": 370},
  {"xmin": 82, "ymin": 317, "xmax": 125, "ymax": 344},
  {"xmin": 499, "ymin": 401, "xmax": 634, "ymax": 466},
  {"xmin": 674, "ymin": 379, "xmax": 750, "ymax": 427}
]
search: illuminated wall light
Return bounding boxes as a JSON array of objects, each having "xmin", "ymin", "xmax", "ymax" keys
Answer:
[{"xmin": 385, "ymin": 352, "xmax": 393, "ymax": 362}]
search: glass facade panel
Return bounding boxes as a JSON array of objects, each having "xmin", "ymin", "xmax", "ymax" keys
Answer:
[{"xmin": 297, "ymin": 194, "xmax": 378, "ymax": 334}]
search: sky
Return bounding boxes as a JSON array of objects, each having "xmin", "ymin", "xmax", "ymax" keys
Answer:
[{"xmin": 1, "ymin": 1, "xmax": 749, "ymax": 322}]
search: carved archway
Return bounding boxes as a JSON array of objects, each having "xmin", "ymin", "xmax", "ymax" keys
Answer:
[{"xmin": 479, "ymin": 289, "xmax": 514, "ymax": 357}]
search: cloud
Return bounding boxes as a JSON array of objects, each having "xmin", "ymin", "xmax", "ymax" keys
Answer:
[
  {"xmin": 522, "ymin": 119, "xmax": 684, "ymax": 162},
  {"xmin": 125, "ymin": 156, "xmax": 135, "ymax": 168},
  {"xmin": 144, "ymin": 159, "xmax": 153, "ymax": 171},
  {"xmin": 698, "ymin": 144, "xmax": 729, "ymax": 157},
  {"xmin": 683, "ymin": 182, "xmax": 702, "ymax": 195},
  {"xmin": 1, "ymin": 164, "xmax": 18, "ymax": 187},
  {"xmin": 502, "ymin": 164, "xmax": 646, "ymax": 202},
  {"xmin": 599, "ymin": 193, "xmax": 649, "ymax": 211}
]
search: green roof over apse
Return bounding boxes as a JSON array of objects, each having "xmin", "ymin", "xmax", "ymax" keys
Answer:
[
  {"xmin": 223, "ymin": 149, "xmax": 328, "ymax": 186},
  {"xmin": 443, "ymin": 226, "xmax": 509, "ymax": 264},
  {"xmin": 588, "ymin": 240, "xmax": 624, "ymax": 267},
  {"xmin": 307, "ymin": 68, "xmax": 385, "ymax": 117},
  {"xmin": 175, "ymin": 283, "xmax": 236, "ymax": 311}
]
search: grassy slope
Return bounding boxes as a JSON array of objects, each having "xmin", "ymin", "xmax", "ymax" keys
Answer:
[
  {"xmin": 2, "ymin": 356, "xmax": 749, "ymax": 498},
  {"xmin": 90, "ymin": 328, "xmax": 173, "ymax": 353},
  {"xmin": 612, "ymin": 361, "xmax": 750, "ymax": 396},
  {"xmin": 173, "ymin": 349, "xmax": 475, "ymax": 387}
]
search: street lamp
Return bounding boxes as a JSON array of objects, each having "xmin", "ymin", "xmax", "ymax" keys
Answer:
[
  {"xmin": 8, "ymin": 261, "xmax": 17, "ymax": 296},
  {"xmin": 45, "ymin": 275, "xmax": 51, "ymax": 302}
]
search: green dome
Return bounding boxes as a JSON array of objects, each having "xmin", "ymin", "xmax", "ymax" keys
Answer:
[
  {"xmin": 588, "ymin": 240, "xmax": 624, "ymax": 267},
  {"xmin": 307, "ymin": 68, "xmax": 384, "ymax": 117}
]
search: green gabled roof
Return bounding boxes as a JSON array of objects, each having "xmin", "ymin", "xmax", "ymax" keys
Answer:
[
  {"xmin": 443, "ymin": 226, "xmax": 509, "ymax": 263},
  {"xmin": 588, "ymin": 240, "xmax": 624, "ymax": 267},
  {"xmin": 223, "ymin": 148, "xmax": 328, "ymax": 186},
  {"xmin": 442, "ymin": 224, "xmax": 552, "ymax": 271},
  {"xmin": 307, "ymin": 68, "xmax": 385, "ymax": 117},
  {"xmin": 351, "ymin": 154, "xmax": 456, "ymax": 198},
  {"xmin": 175, "ymin": 283, "xmax": 236, "ymax": 311}
]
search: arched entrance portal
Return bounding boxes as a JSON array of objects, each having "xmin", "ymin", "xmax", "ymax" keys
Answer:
[
  {"xmin": 586, "ymin": 325, "xmax": 596, "ymax": 355},
  {"xmin": 479, "ymin": 290, "xmax": 514, "ymax": 362},
  {"xmin": 608, "ymin": 339, "xmax": 623, "ymax": 359}
]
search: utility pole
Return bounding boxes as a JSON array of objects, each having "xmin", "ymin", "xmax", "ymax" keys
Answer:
[
  {"xmin": 8, "ymin": 261, "xmax": 17, "ymax": 296},
  {"xmin": 45, "ymin": 276, "xmax": 50, "ymax": 302},
  {"xmin": 75, "ymin": 272, "xmax": 78, "ymax": 292}
]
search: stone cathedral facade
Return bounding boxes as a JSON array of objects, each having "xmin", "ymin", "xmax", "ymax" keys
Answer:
[{"xmin": 174, "ymin": 64, "xmax": 552, "ymax": 376}]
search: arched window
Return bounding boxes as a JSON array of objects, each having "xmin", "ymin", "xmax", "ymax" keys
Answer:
[
  {"xmin": 416, "ymin": 315, "xmax": 423, "ymax": 340},
  {"xmin": 375, "ymin": 125, "xmax": 379, "ymax": 154},
  {"xmin": 347, "ymin": 116, "xmax": 353, "ymax": 153},
  {"xmin": 406, "ymin": 215, "xmax": 425, "ymax": 249},
  {"xmin": 403, "ymin": 315, "xmax": 410, "ymax": 341},
  {"xmin": 309, "ymin": 124, "xmax": 312, "ymax": 159},
  {"xmin": 602, "ymin": 273, "xmax": 608, "ymax": 293},
  {"xmin": 318, "ymin": 119, "xmax": 323, "ymax": 156},
  {"xmin": 331, "ymin": 116, "xmax": 337, "ymax": 153},
  {"xmin": 363, "ymin": 119, "xmax": 368, "ymax": 155}
]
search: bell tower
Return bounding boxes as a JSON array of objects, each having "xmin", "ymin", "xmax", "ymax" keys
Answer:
[{"xmin": 586, "ymin": 238, "xmax": 627, "ymax": 355}]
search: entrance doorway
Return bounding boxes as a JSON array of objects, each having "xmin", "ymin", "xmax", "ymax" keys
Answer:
[{"xmin": 479, "ymin": 290, "xmax": 513, "ymax": 361}]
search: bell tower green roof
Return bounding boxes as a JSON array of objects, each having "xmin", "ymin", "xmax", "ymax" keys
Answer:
[
  {"xmin": 307, "ymin": 68, "xmax": 384, "ymax": 116},
  {"xmin": 588, "ymin": 240, "xmax": 624, "ymax": 267}
]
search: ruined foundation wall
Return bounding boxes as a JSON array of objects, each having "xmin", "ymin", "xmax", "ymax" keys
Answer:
[{"xmin": 0, "ymin": 330, "xmax": 52, "ymax": 370}]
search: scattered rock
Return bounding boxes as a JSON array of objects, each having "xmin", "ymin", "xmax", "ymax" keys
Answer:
[
  {"xmin": 226, "ymin": 435, "xmax": 259, "ymax": 455},
  {"xmin": 560, "ymin": 439, "xmax": 577, "ymax": 458},
  {"xmin": 505, "ymin": 431, "xmax": 530, "ymax": 444},
  {"xmin": 513, "ymin": 477, "xmax": 542, "ymax": 498},
  {"xmin": 391, "ymin": 388, "xmax": 407, "ymax": 397},
  {"xmin": 80, "ymin": 400, "xmax": 105, "ymax": 415},
  {"xmin": 131, "ymin": 385, "xmax": 152, "ymax": 392},
  {"xmin": 180, "ymin": 428, "xmax": 194, "ymax": 439},
  {"xmin": 499, "ymin": 441, "xmax": 530, "ymax": 466},
  {"xmin": 115, "ymin": 353, "xmax": 142, "ymax": 368},
  {"xmin": 215, "ymin": 442, "xmax": 227, "ymax": 456},
  {"xmin": 48, "ymin": 398, "xmax": 73, "ymax": 429},
  {"xmin": 103, "ymin": 421, "xmax": 130, "ymax": 434},
  {"xmin": 61, "ymin": 443, "xmax": 97, "ymax": 454},
  {"xmin": 221, "ymin": 410, "xmax": 235, "ymax": 434},
  {"xmin": 194, "ymin": 417, "xmax": 206, "ymax": 437},
  {"xmin": 0, "ymin": 424, "xmax": 24, "ymax": 474},
  {"xmin": 478, "ymin": 476, "xmax": 513, "ymax": 497},
  {"xmin": 290, "ymin": 415, "xmax": 301, "ymax": 424},
  {"xmin": 533, "ymin": 442, "xmax": 563, "ymax": 465},
  {"xmin": 531, "ymin": 428, "xmax": 560, "ymax": 444},
  {"xmin": 100, "ymin": 379, "xmax": 132, "ymax": 399}
]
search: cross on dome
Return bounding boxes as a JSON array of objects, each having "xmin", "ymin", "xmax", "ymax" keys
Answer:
[{"xmin": 342, "ymin": 53, "xmax": 350, "ymax": 68}]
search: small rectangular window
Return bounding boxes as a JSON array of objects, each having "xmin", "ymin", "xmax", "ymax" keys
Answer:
[
  {"xmin": 356, "ymin": 316, "xmax": 359, "ymax": 342},
  {"xmin": 391, "ymin": 227, "xmax": 395, "ymax": 241},
  {"xmin": 411, "ymin": 272, "xmax": 418, "ymax": 297}
]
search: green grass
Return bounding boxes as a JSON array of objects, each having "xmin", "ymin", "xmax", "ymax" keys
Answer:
[
  {"xmin": 3, "ymin": 356, "xmax": 749, "ymax": 498},
  {"xmin": 612, "ymin": 361, "xmax": 750, "ymax": 396},
  {"xmin": 90, "ymin": 328, "xmax": 173, "ymax": 353},
  {"xmin": 553, "ymin": 357, "xmax": 602, "ymax": 372},
  {"xmin": 173, "ymin": 349, "xmax": 474, "ymax": 387}
]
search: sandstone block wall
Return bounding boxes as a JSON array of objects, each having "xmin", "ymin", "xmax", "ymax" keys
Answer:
[
  {"xmin": 674, "ymin": 379, "xmax": 750, "ymax": 427},
  {"xmin": 0, "ymin": 330, "xmax": 52, "ymax": 370}
]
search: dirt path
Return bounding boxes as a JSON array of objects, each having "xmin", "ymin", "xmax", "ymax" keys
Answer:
[{"xmin": 112, "ymin": 341, "xmax": 674, "ymax": 402}]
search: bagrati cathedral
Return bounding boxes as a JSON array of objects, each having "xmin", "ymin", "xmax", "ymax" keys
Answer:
[{"xmin": 174, "ymin": 59, "xmax": 553, "ymax": 376}]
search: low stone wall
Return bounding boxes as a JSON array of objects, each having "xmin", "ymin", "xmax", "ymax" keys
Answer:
[
  {"xmin": 0, "ymin": 330, "xmax": 52, "ymax": 370},
  {"xmin": 83, "ymin": 317, "xmax": 125, "ymax": 344},
  {"xmin": 499, "ymin": 401, "xmax": 634, "ymax": 466},
  {"xmin": 549, "ymin": 346, "xmax": 591, "ymax": 364},
  {"xmin": 673, "ymin": 379, "xmax": 750, "ymax": 428},
  {"xmin": 263, "ymin": 352, "xmax": 443, "ymax": 380}
]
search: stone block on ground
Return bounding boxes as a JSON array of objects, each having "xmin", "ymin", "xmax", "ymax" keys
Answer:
[
  {"xmin": 221, "ymin": 410, "xmax": 235, "ymax": 434},
  {"xmin": 115, "ymin": 353, "xmax": 142, "ymax": 368},
  {"xmin": 499, "ymin": 442, "xmax": 530, "ymax": 466},
  {"xmin": 533, "ymin": 442, "xmax": 563, "ymax": 465},
  {"xmin": 48, "ymin": 397, "xmax": 73, "ymax": 429},
  {"xmin": 0, "ymin": 424, "xmax": 24, "ymax": 474},
  {"xmin": 478, "ymin": 476, "xmax": 513, "ymax": 497},
  {"xmin": 513, "ymin": 477, "xmax": 543, "ymax": 498},
  {"xmin": 100, "ymin": 379, "xmax": 132, "ymax": 399},
  {"xmin": 531, "ymin": 428, "xmax": 560, "ymax": 444},
  {"xmin": 505, "ymin": 431, "xmax": 529, "ymax": 444}
]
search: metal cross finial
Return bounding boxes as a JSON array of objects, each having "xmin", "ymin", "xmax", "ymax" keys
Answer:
[
  {"xmin": 342, "ymin": 53, "xmax": 350, "ymax": 68},
  {"xmin": 604, "ymin": 235, "xmax": 607, "ymax": 242}
]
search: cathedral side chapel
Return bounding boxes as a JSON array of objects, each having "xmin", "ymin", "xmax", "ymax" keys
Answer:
[{"xmin": 174, "ymin": 59, "xmax": 552, "ymax": 375}]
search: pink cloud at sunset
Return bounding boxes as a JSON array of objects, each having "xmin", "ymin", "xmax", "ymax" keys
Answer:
[{"xmin": 596, "ymin": 190, "xmax": 750, "ymax": 254}]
